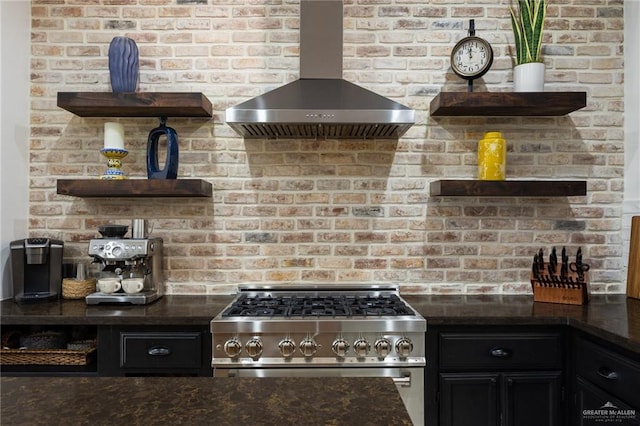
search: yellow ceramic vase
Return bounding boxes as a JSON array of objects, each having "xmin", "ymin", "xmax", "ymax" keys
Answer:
[{"xmin": 477, "ymin": 131, "xmax": 506, "ymax": 180}]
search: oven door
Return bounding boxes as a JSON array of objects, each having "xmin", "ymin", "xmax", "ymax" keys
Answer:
[{"xmin": 214, "ymin": 367, "xmax": 423, "ymax": 426}]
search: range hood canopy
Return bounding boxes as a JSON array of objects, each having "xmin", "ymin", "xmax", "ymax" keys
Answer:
[{"xmin": 225, "ymin": 0, "xmax": 415, "ymax": 139}]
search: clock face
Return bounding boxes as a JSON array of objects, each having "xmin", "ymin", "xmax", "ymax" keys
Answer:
[{"xmin": 451, "ymin": 36, "xmax": 494, "ymax": 80}]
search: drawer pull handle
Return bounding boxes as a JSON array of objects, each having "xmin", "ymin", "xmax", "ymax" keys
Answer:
[
  {"xmin": 148, "ymin": 346, "xmax": 171, "ymax": 356},
  {"xmin": 597, "ymin": 367, "xmax": 619, "ymax": 380},
  {"xmin": 490, "ymin": 348, "xmax": 511, "ymax": 358}
]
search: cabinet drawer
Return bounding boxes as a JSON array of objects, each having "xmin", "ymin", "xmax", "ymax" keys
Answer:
[
  {"xmin": 120, "ymin": 332, "xmax": 202, "ymax": 370},
  {"xmin": 574, "ymin": 336, "xmax": 640, "ymax": 409},
  {"xmin": 440, "ymin": 332, "xmax": 563, "ymax": 370}
]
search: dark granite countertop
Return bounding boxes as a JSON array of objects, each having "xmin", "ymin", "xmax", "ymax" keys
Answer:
[
  {"xmin": 403, "ymin": 294, "xmax": 640, "ymax": 354},
  {"xmin": 2, "ymin": 293, "xmax": 639, "ymax": 354},
  {"xmin": 0, "ymin": 295, "xmax": 234, "ymax": 326},
  {"xmin": 0, "ymin": 376, "xmax": 412, "ymax": 426}
]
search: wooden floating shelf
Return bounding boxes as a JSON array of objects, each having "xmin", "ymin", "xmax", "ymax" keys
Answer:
[
  {"xmin": 57, "ymin": 179, "xmax": 212, "ymax": 198},
  {"xmin": 429, "ymin": 92, "xmax": 587, "ymax": 116},
  {"xmin": 57, "ymin": 92, "xmax": 213, "ymax": 118},
  {"xmin": 430, "ymin": 180, "xmax": 587, "ymax": 197}
]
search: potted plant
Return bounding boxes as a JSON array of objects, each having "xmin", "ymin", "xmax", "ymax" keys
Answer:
[{"xmin": 510, "ymin": 0, "xmax": 547, "ymax": 92}]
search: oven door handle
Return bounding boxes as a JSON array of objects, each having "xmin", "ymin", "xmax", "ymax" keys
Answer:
[{"xmin": 392, "ymin": 373, "xmax": 411, "ymax": 387}]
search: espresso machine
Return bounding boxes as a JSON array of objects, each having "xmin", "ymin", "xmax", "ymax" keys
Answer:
[
  {"xmin": 10, "ymin": 238, "xmax": 64, "ymax": 304},
  {"xmin": 85, "ymin": 225, "xmax": 163, "ymax": 305}
]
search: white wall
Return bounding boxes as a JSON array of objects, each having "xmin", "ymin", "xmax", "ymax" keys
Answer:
[
  {"xmin": 624, "ymin": 1, "xmax": 640, "ymax": 285},
  {"xmin": 625, "ymin": 1, "xmax": 640, "ymax": 201},
  {"xmin": 0, "ymin": 0, "xmax": 30, "ymax": 300}
]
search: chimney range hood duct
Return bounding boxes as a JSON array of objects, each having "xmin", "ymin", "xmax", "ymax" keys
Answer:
[{"xmin": 225, "ymin": 0, "xmax": 415, "ymax": 139}]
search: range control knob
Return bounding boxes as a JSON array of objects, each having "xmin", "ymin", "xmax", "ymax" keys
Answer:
[
  {"xmin": 395, "ymin": 337, "xmax": 413, "ymax": 358},
  {"xmin": 374, "ymin": 337, "xmax": 392, "ymax": 358},
  {"xmin": 278, "ymin": 338, "xmax": 296, "ymax": 358},
  {"xmin": 223, "ymin": 338, "xmax": 242, "ymax": 358},
  {"xmin": 331, "ymin": 338, "xmax": 350, "ymax": 358},
  {"xmin": 299, "ymin": 337, "xmax": 318, "ymax": 357},
  {"xmin": 245, "ymin": 337, "xmax": 263, "ymax": 359},
  {"xmin": 353, "ymin": 338, "xmax": 370, "ymax": 358}
]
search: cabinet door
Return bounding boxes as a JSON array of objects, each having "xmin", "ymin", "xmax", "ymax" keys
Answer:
[
  {"xmin": 503, "ymin": 371, "xmax": 563, "ymax": 426},
  {"xmin": 574, "ymin": 335, "xmax": 640, "ymax": 409},
  {"xmin": 440, "ymin": 373, "xmax": 499, "ymax": 426},
  {"xmin": 574, "ymin": 376, "xmax": 639, "ymax": 426}
]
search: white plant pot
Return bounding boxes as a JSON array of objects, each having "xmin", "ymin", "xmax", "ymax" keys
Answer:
[{"xmin": 513, "ymin": 62, "xmax": 545, "ymax": 92}]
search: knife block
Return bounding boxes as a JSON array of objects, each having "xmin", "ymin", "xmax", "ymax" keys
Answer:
[{"xmin": 531, "ymin": 263, "xmax": 589, "ymax": 305}]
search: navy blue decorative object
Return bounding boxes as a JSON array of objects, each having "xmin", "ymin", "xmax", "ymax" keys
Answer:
[
  {"xmin": 147, "ymin": 117, "xmax": 179, "ymax": 180},
  {"xmin": 108, "ymin": 36, "xmax": 139, "ymax": 93}
]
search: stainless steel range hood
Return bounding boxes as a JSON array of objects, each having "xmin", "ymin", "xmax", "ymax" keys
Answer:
[{"xmin": 225, "ymin": 0, "xmax": 415, "ymax": 139}]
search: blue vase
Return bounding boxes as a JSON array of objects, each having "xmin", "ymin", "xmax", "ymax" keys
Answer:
[
  {"xmin": 108, "ymin": 36, "xmax": 139, "ymax": 93},
  {"xmin": 147, "ymin": 118, "xmax": 179, "ymax": 180}
]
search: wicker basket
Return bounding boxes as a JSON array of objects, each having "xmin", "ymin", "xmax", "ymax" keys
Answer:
[
  {"xmin": 0, "ymin": 347, "xmax": 96, "ymax": 366},
  {"xmin": 62, "ymin": 278, "xmax": 96, "ymax": 299}
]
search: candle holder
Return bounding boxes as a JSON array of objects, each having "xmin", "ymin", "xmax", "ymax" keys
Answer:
[{"xmin": 100, "ymin": 148, "xmax": 128, "ymax": 180}]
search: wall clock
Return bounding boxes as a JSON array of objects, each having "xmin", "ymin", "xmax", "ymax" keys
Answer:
[{"xmin": 450, "ymin": 19, "xmax": 494, "ymax": 92}]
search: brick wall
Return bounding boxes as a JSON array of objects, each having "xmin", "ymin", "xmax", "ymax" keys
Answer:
[{"xmin": 29, "ymin": 0, "xmax": 625, "ymax": 294}]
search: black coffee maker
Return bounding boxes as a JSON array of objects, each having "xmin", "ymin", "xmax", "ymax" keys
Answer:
[{"xmin": 11, "ymin": 238, "xmax": 64, "ymax": 304}]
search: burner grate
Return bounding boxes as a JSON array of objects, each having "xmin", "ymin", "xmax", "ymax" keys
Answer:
[{"xmin": 220, "ymin": 293, "xmax": 415, "ymax": 318}]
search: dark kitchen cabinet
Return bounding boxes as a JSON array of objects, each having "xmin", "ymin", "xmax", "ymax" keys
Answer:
[
  {"xmin": 440, "ymin": 371, "xmax": 562, "ymax": 426},
  {"xmin": 570, "ymin": 332, "xmax": 640, "ymax": 425},
  {"xmin": 426, "ymin": 325, "xmax": 567, "ymax": 426},
  {"xmin": 439, "ymin": 373, "xmax": 498, "ymax": 425},
  {"xmin": 98, "ymin": 325, "xmax": 212, "ymax": 376},
  {"xmin": 574, "ymin": 376, "xmax": 637, "ymax": 426},
  {"xmin": 0, "ymin": 297, "xmax": 233, "ymax": 378},
  {"xmin": 503, "ymin": 372, "xmax": 563, "ymax": 426},
  {"xmin": 2, "ymin": 325, "xmax": 213, "ymax": 377}
]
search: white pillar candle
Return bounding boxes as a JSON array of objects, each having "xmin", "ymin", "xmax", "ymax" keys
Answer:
[{"xmin": 104, "ymin": 122, "xmax": 125, "ymax": 150}]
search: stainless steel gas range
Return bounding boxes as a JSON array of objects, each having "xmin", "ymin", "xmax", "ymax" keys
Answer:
[{"xmin": 211, "ymin": 285, "xmax": 426, "ymax": 425}]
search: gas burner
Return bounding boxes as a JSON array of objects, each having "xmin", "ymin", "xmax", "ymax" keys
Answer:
[
  {"xmin": 353, "ymin": 307, "xmax": 398, "ymax": 316},
  {"xmin": 347, "ymin": 295, "xmax": 415, "ymax": 316},
  {"xmin": 224, "ymin": 306, "xmax": 290, "ymax": 317},
  {"xmin": 289, "ymin": 295, "xmax": 350, "ymax": 317},
  {"xmin": 290, "ymin": 306, "xmax": 349, "ymax": 317}
]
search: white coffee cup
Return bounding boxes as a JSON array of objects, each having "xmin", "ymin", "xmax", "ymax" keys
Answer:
[
  {"xmin": 122, "ymin": 278, "xmax": 144, "ymax": 294},
  {"xmin": 98, "ymin": 278, "xmax": 121, "ymax": 294}
]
